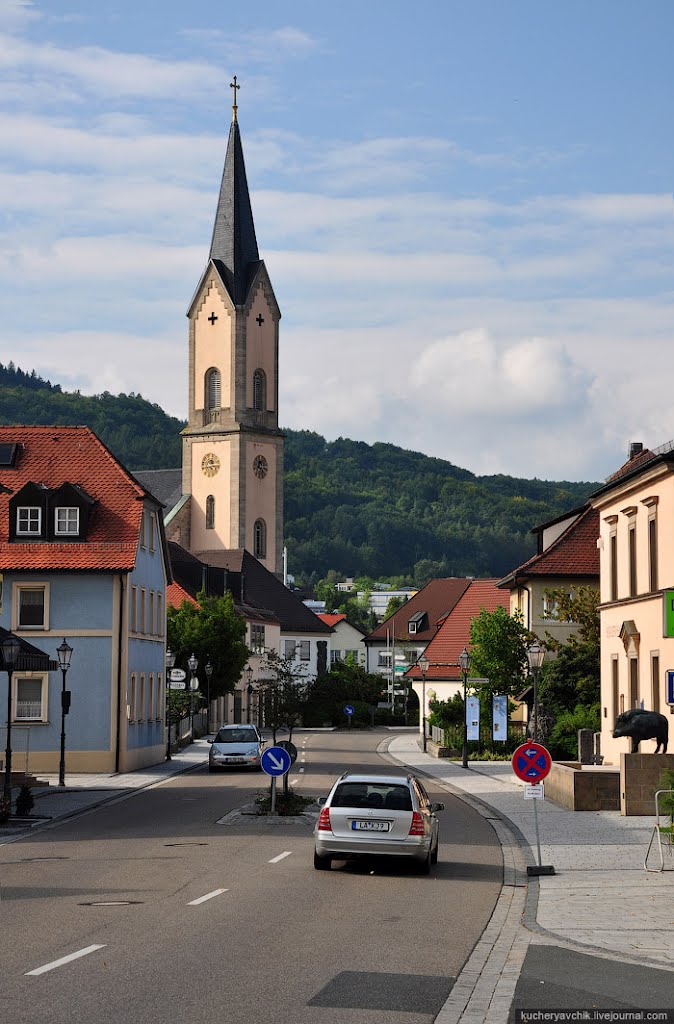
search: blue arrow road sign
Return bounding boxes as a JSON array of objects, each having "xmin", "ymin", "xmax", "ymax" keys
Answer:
[
  {"xmin": 344, "ymin": 704, "xmax": 355, "ymax": 716},
  {"xmin": 261, "ymin": 745, "xmax": 292, "ymax": 777}
]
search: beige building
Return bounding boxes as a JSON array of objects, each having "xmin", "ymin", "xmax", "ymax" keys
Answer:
[
  {"xmin": 497, "ymin": 503, "xmax": 599, "ymax": 647},
  {"xmin": 141, "ymin": 99, "xmax": 284, "ymax": 578},
  {"xmin": 592, "ymin": 442, "xmax": 674, "ymax": 764}
]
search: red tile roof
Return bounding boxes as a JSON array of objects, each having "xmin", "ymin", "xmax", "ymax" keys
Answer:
[
  {"xmin": 167, "ymin": 581, "xmax": 198, "ymax": 609},
  {"xmin": 366, "ymin": 577, "xmax": 472, "ymax": 643},
  {"xmin": 497, "ymin": 504, "xmax": 599, "ymax": 587},
  {"xmin": 318, "ymin": 613, "xmax": 346, "ymax": 627},
  {"xmin": 0, "ymin": 425, "xmax": 148, "ymax": 571},
  {"xmin": 406, "ymin": 579, "xmax": 509, "ymax": 681}
]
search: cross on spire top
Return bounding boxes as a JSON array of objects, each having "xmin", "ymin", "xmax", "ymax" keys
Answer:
[{"xmin": 230, "ymin": 75, "xmax": 240, "ymax": 122}]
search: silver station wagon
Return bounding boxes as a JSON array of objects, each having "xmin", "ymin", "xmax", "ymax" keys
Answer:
[{"xmin": 313, "ymin": 771, "xmax": 444, "ymax": 874}]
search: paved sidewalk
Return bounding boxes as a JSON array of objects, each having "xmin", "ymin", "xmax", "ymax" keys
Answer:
[
  {"xmin": 0, "ymin": 738, "xmax": 210, "ymax": 840},
  {"xmin": 386, "ymin": 733, "xmax": 674, "ymax": 1024}
]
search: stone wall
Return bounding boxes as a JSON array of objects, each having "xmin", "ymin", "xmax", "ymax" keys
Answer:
[
  {"xmin": 546, "ymin": 761, "xmax": 620, "ymax": 811},
  {"xmin": 620, "ymin": 753, "xmax": 674, "ymax": 816}
]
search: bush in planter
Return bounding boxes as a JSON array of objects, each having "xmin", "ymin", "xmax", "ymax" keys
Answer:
[{"xmin": 15, "ymin": 785, "xmax": 34, "ymax": 816}]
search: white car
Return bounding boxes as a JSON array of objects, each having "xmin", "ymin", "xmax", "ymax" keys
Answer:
[
  {"xmin": 208, "ymin": 725, "xmax": 265, "ymax": 771},
  {"xmin": 313, "ymin": 771, "xmax": 444, "ymax": 874}
]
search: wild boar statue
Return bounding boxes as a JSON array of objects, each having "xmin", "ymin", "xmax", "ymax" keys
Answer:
[{"xmin": 613, "ymin": 709, "xmax": 668, "ymax": 753}]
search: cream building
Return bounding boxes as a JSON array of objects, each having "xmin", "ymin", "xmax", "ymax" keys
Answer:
[
  {"xmin": 592, "ymin": 442, "xmax": 674, "ymax": 764},
  {"xmin": 167, "ymin": 93, "xmax": 284, "ymax": 577}
]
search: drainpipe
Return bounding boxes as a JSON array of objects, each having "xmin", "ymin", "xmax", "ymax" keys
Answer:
[{"xmin": 114, "ymin": 573, "xmax": 125, "ymax": 774}]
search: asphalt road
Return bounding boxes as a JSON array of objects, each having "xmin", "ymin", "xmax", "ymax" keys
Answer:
[{"xmin": 0, "ymin": 729, "xmax": 502, "ymax": 1024}]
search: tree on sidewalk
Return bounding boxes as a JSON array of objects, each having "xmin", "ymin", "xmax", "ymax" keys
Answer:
[
  {"xmin": 468, "ymin": 606, "xmax": 530, "ymax": 704},
  {"xmin": 167, "ymin": 591, "xmax": 249, "ymax": 702}
]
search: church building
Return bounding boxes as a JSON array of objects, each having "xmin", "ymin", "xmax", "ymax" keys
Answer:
[
  {"xmin": 142, "ymin": 83, "xmax": 283, "ymax": 578},
  {"xmin": 138, "ymin": 84, "xmax": 332, "ymax": 689}
]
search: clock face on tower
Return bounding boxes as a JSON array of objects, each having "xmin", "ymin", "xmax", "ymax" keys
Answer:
[
  {"xmin": 201, "ymin": 452, "xmax": 220, "ymax": 477},
  {"xmin": 253, "ymin": 454, "xmax": 268, "ymax": 479}
]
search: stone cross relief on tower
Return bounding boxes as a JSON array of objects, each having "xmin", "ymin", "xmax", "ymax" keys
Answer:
[{"xmin": 181, "ymin": 80, "xmax": 284, "ymax": 576}]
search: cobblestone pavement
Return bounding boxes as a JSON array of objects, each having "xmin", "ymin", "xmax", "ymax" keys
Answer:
[{"xmin": 385, "ymin": 734, "xmax": 674, "ymax": 1024}]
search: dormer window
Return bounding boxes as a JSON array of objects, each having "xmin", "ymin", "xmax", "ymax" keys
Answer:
[
  {"xmin": 408, "ymin": 610, "xmax": 427, "ymax": 635},
  {"xmin": 55, "ymin": 507, "xmax": 79, "ymax": 536},
  {"xmin": 17, "ymin": 507, "xmax": 41, "ymax": 536}
]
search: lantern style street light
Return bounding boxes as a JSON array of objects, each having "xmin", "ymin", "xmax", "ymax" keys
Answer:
[
  {"xmin": 527, "ymin": 642, "xmax": 545, "ymax": 743},
  {"xmin": 165, "ymin": 647, "xmax": 176, "ymax": 760},
  {"xmin": 245, "ymin": 665, "xmax": 253, "ymax": 724},
  {"xmin": 204, "ymin": 660, "xmax": 213, "ymax": 735},
  {"xmin": 56, "ymin": 638, "xmax": 73, "ymax": 787},
  {"xmin": 418, "ymin": 653, "xmax": 429, "ymax": 752},
  {"xmin": 187, "ymin": 652, "xmax": 198, "ymax": 739},
  {"xmin": 458, "ymin": 646, "xmax": 472, "ymax": 769},
  {"xmin": 2, "ymin": 634, "xmax": 21, "ymax": 805}
]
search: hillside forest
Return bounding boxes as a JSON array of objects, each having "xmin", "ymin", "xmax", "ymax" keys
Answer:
[{"xmin": 0, "ymin": 362, "xmax": 597, "ymax": 584}]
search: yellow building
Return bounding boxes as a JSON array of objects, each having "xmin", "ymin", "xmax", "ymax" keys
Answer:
[{"xmin": 592, "ymin": 442, "xmax": 674, "ymax": 764}]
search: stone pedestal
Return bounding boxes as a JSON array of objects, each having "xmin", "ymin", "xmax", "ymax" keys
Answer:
[{"xmin": 620, "ymin": 753, "xmax": 674, "ymax": 816}]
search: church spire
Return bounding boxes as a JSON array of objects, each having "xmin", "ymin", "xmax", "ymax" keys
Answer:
[{"xmin": 208, "ymin": 77, "xmax": 260, "ymax": 306}]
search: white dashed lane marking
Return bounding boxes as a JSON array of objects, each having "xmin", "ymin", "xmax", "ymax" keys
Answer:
[
  {"xmin": 188, "ymin": 888, "xmax": 229, "ymax": 906},
  {"xmin": 25, "ymin": 945, "xmax": 107, "ymax": 976},
  {"xmin": 268, "ymin": 851, "xmax": 292, "ymax": 864}
]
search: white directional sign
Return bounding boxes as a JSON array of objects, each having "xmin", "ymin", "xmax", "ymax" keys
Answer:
[
  {"xmin": 261, "ymin": 746, "xmax": 292, "ymax": 777},
  {"xmin": 170, "ymin": 669, "xmax": 186, "ymax": 682}
]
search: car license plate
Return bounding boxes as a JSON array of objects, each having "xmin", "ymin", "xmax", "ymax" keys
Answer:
[
  {"xmin": 225, "ymin": 757, "xmax": 245, "ymax": 763},
  {"xmin": 352, "ymin": 820, "xmax": 390, "ymax": 832}
]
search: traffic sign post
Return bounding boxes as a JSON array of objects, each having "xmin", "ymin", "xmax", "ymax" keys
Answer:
[
  {"xmin": 261, "ymin": 745, "xmax": 293, "ymax": 814},
  {"xmin": 512, "ymin": 742, "xmax": 555, "ymax": 877},
  {"xmin": 344, "ymin": 704, "xmax": 355, "ymax": 728}
]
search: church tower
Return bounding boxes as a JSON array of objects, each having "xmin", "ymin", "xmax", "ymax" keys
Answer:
[{"xmin": 182, "ymin": 80, "xmax": 283, "ymax": 576}]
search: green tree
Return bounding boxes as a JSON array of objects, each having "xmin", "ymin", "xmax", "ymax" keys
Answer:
[
  {"xmin": 468, "ymin": 606, "xmax": 529, "ymax": 702},
  {"xmin": 258, "ymin": 651, "xmax": 310, "ymax": 742},
  {"xmin": 539, "ymin": 586, "xmax": 600, "ymax": 717},
  {"xmin": 543, "ymin": 586, "xmax": 600, "ymax": 650},
  {"xmin": 167, "ymin": 591, "xmax": 249, "ymax": 699},
  {"xmin": 305, "ymin": 662, "xmax": 383, "ymax": 727}
]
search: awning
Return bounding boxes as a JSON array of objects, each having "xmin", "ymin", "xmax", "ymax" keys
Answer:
[{"xmin": 0, "ymin": 628, "xmax": 59, "ymax": 672}]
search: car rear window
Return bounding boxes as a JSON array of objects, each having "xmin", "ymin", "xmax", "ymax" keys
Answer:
[
  {"xmin": 215, "ymin": 729, "xmax": 258, "ymax": 743},
  {"xmin": 331, "ymin": 783, "xmax": 412, "ymax": 811}
]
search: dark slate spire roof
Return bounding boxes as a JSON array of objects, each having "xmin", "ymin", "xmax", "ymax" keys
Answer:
[{"xmin": 209, "ymin": 118, "xmax": 260, "ymax": 306}]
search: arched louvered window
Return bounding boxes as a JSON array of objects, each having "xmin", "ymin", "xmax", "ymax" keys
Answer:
[
  {"xmin": 253, "ymin": 369, "xmax": 266, "ymax": 412},
  {"xmin": 206, "ymin": 368, "xmax": 221, "ymax": 411},
  {"xmin": 206, "ymin": 495, "xmax": 215, "ymax": 530},
  {"xmin": 253, "ymin": 518, "xmax": 267, "ymax": 559}
]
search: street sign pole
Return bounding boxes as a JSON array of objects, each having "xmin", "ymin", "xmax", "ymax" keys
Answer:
[
  {"xmin": 512, "ymin": 742, "xmax": 555, "ymax": 877},
  {"xmin": 270, "ymin": 776, "xmax": 277, "ymax": 814}
]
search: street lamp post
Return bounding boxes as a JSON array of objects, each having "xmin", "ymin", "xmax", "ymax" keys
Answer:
[
  {"xmin": 187, "ymin": 652, "xmax": 198, "ymax": 739},
  {"xmin": 205, "ymin": 660, "xmax": 213, "ymax": 735},
  {"xmin": 418, "ymin": 653, "xmax": 429, "ymax": 752},
  {"xmin": 245, "ymin": 666, "xmax": 253, "ymax": 724},
  {"xmin": 165, "ymin": 647, "xmax": 175, "ymax": 760},
  {"xmin": 527, "ymin": 642, "xmax": 545, "ymax": 742},
  {"xmin": 2, "ymin": 634, "xmax": 21, "ymax": 806},
  {"xmin": 56, "ymin": 639, "xmax": 73, "ymax": 788},
  {"xmin": 458, "ymin": 646, "xmax": 472, "ymax": 769}
]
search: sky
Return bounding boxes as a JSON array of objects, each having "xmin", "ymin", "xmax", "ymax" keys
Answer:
[{"xmin": 1, "ymin": 0, "xmax": 673, "ymax": 482}]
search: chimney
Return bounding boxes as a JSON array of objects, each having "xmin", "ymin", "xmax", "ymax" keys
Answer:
[{"xmin": 628, "ymin": 442, "xmax": 643, "ymax": 459}]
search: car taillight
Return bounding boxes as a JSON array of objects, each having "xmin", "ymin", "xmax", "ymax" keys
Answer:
[
  {"xmin": 317, "ymin": 807, "xmax": 332, "ymax": 831},
  {"xmin": 408, "ymin": 811, "xmax": 425, "ymax": 836}
]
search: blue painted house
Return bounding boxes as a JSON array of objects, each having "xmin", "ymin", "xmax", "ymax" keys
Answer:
[{"xmin": 0, "ymin": 426, "xmax": 170, "ymax": 773}]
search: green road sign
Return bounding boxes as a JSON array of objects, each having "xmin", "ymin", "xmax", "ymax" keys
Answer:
[{"xmin": 664, "ymin": 591, "xmax": 674, "ymax": 637}]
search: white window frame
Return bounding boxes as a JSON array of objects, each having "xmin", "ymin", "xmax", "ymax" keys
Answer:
[
  {"xmin": 250, "ymin": 623, "xmax": 265, "ymax": 654},
  {"xmin": 16, "ymin": 506, "xmax": 42, "ymax": 536},
  {"xmin": 156, "ymin": 672, "xmax": 163, "ymax": 720},
  {"xmin": 139, "ymin": 673, "xmax": 145, "ymax": 722},
  {"xmin": 13, "ymin": 582, "xmax": 50, "ymax": 631},
  {"xmin": 283, "ymin": 639, "xmax": 296, "ymax": 660},
  {"xmin": 12, "ymin": 673, "xmax": 48, "ymax": 723},
  {"xmin": 129, "ymin": 673, "xmax": 137, "ymax": 723},
  {"xmin": 54, "ymin": 507, "xmax": 79, "ymax": 536},
  {"xmin": 149, "ymin": 591, "xmax": 155, "ymax": 636},
  {"xmin": 299, "ymin": 640, "xmax": 310, "ymax": 662},
  {"xmin": 148, "ymin": 672, "xmax": 154, "ymax": 721},
  {"xmin": 149, "ymin": 512, "xmax": 156, "ymax": 552},
  {"xmin": 130, "ymin": 585, "xmax": 137, "ymax": 633},
  {"xmin": 157, "ymin": 593, "xmax": 164, "ymax": 638},
  {"xmin": 140, "ymin": 588, "xmax": 146, "ymax": 634}
]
